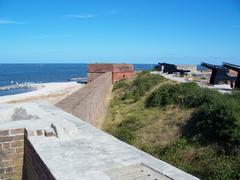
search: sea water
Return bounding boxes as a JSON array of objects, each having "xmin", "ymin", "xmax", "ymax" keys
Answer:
[{"xmin": 0, "ymin": 64, "xmax": 154, "ymax": 96}]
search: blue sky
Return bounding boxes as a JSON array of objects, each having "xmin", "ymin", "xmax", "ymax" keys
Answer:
[{"xmin": 0, "ymin": 0, "xmax": 239, "ymax": 64}]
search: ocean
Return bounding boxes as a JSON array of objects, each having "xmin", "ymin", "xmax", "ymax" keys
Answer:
[{"xmin": 0, "ymin": 64, "xmax": 154, "ymax": 96}]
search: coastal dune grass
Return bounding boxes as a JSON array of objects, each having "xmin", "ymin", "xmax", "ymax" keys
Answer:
[{"xmin": 103, "ymin": 71, "xmax": 240, "ymax": 179}]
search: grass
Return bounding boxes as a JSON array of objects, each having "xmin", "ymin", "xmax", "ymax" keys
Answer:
[{"xmin": 103, "ymin": 71, "xmax": 240, "ymax": 179}]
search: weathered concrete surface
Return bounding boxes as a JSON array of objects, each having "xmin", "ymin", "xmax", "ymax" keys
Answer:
[
  {"xmin": 56, "ymin": 72, "xmax": 112, "ymax": 127},
  {"xmin": 0, "ymin": 102, "xmax": 199, "ymax": 180},
  {"xmin": 105, "ymin": 164, "xmax": 171, "ymax": 180}
]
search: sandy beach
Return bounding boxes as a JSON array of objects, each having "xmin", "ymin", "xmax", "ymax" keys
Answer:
[{"xmin": 0, "ymin": 82, "xmax": 84, "ymax": 104}]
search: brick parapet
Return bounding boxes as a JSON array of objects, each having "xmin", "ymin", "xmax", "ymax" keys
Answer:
[
  {"xmin": 0, "ymin": 128, "xmax": 56, "ymax": 180},
  {"xmin": 0, "ymin": 128, "xmax": 25, "ymax": 180}
]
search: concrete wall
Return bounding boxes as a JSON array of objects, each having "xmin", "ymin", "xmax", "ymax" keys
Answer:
[
  {"xmin": 57, "ymin": 72, "xmax": 112, "ymax": 126},
  {"xmin": 0, "ymin": 128, "xmax": 25, "ymax": 180},
  {"xmin": 23, "ymin": 137, "xmax": 55, "ymax": 180}
]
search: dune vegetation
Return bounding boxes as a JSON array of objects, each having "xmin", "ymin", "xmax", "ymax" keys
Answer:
[{"xmin": 103, "ymin": 71, "xmax": 240, "ymax": 180}]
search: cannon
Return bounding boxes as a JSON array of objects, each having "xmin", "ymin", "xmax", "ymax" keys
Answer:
[
  {"xmin": 201, "ymin": 62, "xmax": 236, "ymax": 85},
  {"xmin": 155, "ymin": 63, "xmax": 190, "ymax": 75},
  {"xmin": 223, "ymin": 62, "xmax": 240, "ymax": 88}
]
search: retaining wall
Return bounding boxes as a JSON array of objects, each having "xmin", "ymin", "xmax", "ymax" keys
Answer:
[{"xmin": 57, "ymin": 72, "xmax": 112, "ymax": 126}]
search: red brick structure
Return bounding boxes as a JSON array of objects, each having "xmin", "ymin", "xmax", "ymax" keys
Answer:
[{"xmin": 87, "ymin": 64, "xmax": 133, "ymax": 83}]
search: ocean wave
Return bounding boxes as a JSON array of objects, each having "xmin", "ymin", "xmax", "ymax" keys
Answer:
[{"xmin": 0, "ymin": 82, "xmax": 42, "ymax": 91}]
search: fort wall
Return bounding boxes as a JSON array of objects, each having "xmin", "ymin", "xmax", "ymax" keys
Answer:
[
  {"xmin": 57, "ymin": 72, "xmax": 112, "ymax": 126},
  {"xmin": 87, "ymin": 64, "xmax": 133, "ymax": 83}
]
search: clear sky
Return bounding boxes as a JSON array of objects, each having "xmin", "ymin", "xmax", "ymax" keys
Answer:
[{"xmin": 0, "ymin": 0, "xmax": 239, "ymax": 64}]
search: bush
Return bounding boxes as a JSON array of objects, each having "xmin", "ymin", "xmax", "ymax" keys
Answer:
[
  {"xmin": 145, "ymin": 82, "xmax": 222, "ymax": 108},
  {"xmin": 190, "ymin": 96, "xmax": 240, "ymax": 151},
  {"xmin": 145, "ymin": 83, "xmax": 180, "ymax": 107}
]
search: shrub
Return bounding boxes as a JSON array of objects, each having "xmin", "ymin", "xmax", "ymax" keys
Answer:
[
  {"xmin": 145, "ymin": 83, "xmax": 180, "ymax": 107},
  {"xmin": 181, "ymin": 86, "xmax": 221, "ymax": 108},
  {"xmin": 190, "ymin": 96, "xmax": 240, "ymax": 150},
  {"xmin": 145, "ymin": 82, "xmax": 222, "ymax": 108}
]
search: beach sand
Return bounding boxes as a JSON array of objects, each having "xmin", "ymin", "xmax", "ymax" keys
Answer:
[{"xmin": 0, "ymin": 82, "xmax": 84, "ymax": 104}]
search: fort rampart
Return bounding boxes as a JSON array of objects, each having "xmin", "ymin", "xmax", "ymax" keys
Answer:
[{"xmin": 57, "ymin": 72, "xmax": 112, "ymax": 126}]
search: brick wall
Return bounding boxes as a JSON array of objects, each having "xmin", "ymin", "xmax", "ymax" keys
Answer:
[
  {"xmin": 57, "ymin": 72, "xmax": 112, "ymax": 126},
  {"xmin": 0, "ymin": 128, "xmax": 25, "ymax": 180},
  {"xmin": 0, "ymin": 128, "xmax": 55, "ymax": 180},
  {"xmin": 112, "ymin": 64, "xmax": 133, "ymax": 73},
  {"xmin": 88, "ymin": 64, "xmax": 114, "ymax": 73},
  {"xmin": 87, "ymin": 64, "xmax": 133, "ymax": 83},
  {"xmin": 112, "ymin": 72, "xmax": 133, "ymax": 83}
]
